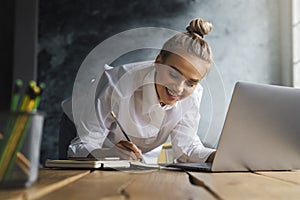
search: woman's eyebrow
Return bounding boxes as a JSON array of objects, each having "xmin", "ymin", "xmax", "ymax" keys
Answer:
[
  {"xmin": 169, "ymin": 65, "xmax": 200, "ymax": 83},
  {"xmin": 169, "ymin": 65, "xmax": 183, "ymax": 75},
  {"xmin": 189, "ymin": 78, "xmax": 200, "ymax": 84}
]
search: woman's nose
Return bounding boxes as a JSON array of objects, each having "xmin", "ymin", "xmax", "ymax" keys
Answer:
[{"xmin": 173, "ymin": 80, "xmax": 185, "ymax": 94}]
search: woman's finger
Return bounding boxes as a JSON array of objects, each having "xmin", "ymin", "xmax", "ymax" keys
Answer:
[
  {"xmin": 118, "ymin": 141, "xmax": 142, "ymax": 155},
  {"xmin": 113, "ymin": 144, "xmax": 138, "ymax": 160}
]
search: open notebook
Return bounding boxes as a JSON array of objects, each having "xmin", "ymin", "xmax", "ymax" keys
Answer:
[{"xmin": 45, "ymin": 159, "xmax": 161, "ymax": 170}]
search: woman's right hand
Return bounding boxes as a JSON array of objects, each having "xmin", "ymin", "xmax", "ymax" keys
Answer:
[
  {"xmin": 88, "ymin": 141, "xmax": 143, "ymax": 160},
  {"xmin": 115, "ymin": 140, "xmax": 143, "ymax": 160}
]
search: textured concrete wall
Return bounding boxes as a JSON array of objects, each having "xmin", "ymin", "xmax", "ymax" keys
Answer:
[{"xmin": 38, "ymin": 0, "xmax": 280, "ymax": 163}]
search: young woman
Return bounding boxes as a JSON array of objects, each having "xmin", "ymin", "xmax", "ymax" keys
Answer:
[{"xmin": 59, "ymin": 18, "xmax": 216, "ymax": 163}]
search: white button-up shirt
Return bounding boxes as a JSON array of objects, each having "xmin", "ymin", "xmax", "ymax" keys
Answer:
[{"xmin": 62, "ymin": 61, "xmax": 215, "ymax": 162}]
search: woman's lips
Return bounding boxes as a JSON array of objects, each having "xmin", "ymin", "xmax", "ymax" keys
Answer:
[{"xmin": 166, "ymin": 87, "xmax": 178, "ymax": 101}]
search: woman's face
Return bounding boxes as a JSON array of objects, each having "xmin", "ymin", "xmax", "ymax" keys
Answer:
[{"xmin": 155, "ymin": 52, "xmax": 208, "ymax": 106}]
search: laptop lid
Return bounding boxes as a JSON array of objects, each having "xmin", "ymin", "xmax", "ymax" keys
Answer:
[{"xmin": 212, "ymin": 81, "xmax": 300, "ymax": 172}]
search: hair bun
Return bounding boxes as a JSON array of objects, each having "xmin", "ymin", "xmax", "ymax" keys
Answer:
[{"xmin": 186, "ymin": 18, "xmax": 213, "ymax": 38}]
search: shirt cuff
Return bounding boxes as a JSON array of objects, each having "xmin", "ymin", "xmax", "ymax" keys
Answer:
[
  {"xmin": 184, "ymin": 147, "xmax": 216, "ymax": 163},
  {"xmin": 67, "ymin": 143, "xmax": 95, "ymax": 158}
]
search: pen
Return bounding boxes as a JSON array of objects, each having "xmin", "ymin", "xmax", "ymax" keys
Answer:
[
  {"xmin": 110, "ymin": 111, "xmax": 131, "ymax": 141},
  {"xmin": 33, "ymin": 82, "xmax": 46, "ymax": 110},
  {"xmin": 10, "ymin": 79, "xmax": 23, "ymax": 112},
  {"xmin": 110, "ymin": 111, "xmax": 145, "ymax": 163},
  {"xmin": 20, "ymin": 81, "xmax": 40, "ymax": 111}
]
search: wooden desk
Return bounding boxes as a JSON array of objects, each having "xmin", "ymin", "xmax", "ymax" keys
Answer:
[{"xmin": 1, "ymin": 169, "xmax": 300, "ymax": 200}]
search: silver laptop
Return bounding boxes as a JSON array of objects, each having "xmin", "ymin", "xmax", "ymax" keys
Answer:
[{"xmin": 166, "ymin": 81, "xmax": 300, "ymax": 172}]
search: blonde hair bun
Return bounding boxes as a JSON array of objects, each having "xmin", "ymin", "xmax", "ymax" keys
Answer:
[{"xmin": 186, "ymin": 18, "xmax": 213, "ymax": 38}]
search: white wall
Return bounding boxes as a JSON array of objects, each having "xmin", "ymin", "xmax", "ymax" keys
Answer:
[{"xmin": 193, "ymin": 0, "xmax": 285, "ymax": 147}]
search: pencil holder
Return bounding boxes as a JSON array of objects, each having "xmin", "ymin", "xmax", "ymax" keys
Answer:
[{"xmin": 0, "ymin": 111, "xmax": 44, "ymax": 188}]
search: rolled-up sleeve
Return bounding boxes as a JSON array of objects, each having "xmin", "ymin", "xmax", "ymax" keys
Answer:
[{"xmin": 68, "ymin": 97, "xmax": 111, "ymax": 157}]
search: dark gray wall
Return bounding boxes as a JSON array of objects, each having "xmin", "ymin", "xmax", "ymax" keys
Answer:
[
  {"xmin": 38, "ymin": 0, "xmax": 281, "ymax": 164},
  {"xmin": 0, "ymin": 0, "xmax": 15, "ymax": 111},
  {"xmin": 13, "ymin": 0, "xmax": 39, "ymax": 86},
  {"xmin": 0, "ymin": 0, "xmax": 38, "ymax": 111}
]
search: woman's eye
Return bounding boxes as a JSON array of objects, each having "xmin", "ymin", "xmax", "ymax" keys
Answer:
[{"xmin": 185, "ymin": 81, "xmax": 195, "ymax": 88}]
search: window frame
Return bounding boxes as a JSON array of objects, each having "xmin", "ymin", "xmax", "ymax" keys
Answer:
[{"xmin": 292, "ymin": 0, "xmax": 300, "ymax": 88}]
